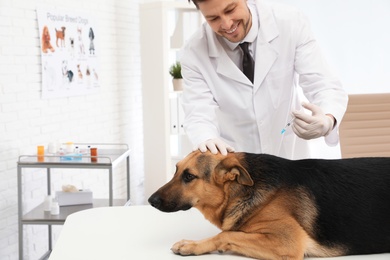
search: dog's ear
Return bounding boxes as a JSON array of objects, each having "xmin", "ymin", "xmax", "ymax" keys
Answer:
[{"xmin": 215, "ymin": 155, "xmax": 254, "ymax": 186}]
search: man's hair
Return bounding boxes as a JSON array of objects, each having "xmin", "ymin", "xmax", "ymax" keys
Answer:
[{"xmin": 188, "ymin": 0, "xmax": 204, "ymax": 9}]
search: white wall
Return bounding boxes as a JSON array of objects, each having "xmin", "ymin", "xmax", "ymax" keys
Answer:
[
  {"xmin": 270, "ymin": 0, "xmax": 390, "ymax": 94},
  {"xmin": 0, "ymin": 0, "xmax": 143, "ymax": 259}
]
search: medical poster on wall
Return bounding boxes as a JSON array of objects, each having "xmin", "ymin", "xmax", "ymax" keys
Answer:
[{"xmin": 37, "ymin": 8, "xmax": 100, "ymax": 99}]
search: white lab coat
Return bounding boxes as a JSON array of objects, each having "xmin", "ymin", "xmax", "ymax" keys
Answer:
[{"xmin": 181, "ymin": 0, "xmax": 348, "ymax": 159}]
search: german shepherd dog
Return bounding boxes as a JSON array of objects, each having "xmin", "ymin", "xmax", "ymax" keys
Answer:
[{"xmin": 148, "ymin": 151, "xmax": 390, "ymax": 259}]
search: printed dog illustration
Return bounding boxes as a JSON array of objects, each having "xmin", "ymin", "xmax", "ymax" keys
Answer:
[
  {"xmin": 61, "ymin": 60, "xmax": 73, "ymax": 83},
  {"xmin": 89, "ymin": 27, "xmax": 95, "ymax": 55},
  {"xmin": 69, "ymin": 37, "xmax": 75, "ymax": 58},
  {"xmin": 149, "ymin": 151, "xmax": 390, "ymax": 259},
  {"xmin": 77, "ymin": 64, "xmax": 83, "ymax": 80},
  {"xmin": 77, "ymin": 27, "xmax": 85, "ymax": 55},
  {"xmin": 41, "ymin": 25, "xmax": 55, "ymax": 53},
  {"xmin": 56, "ymin": 26, "xmax": 66, "ymax": 48}
]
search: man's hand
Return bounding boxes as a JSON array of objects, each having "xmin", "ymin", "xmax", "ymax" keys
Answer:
[
  {"xmin": 292, "ymin": 102, "xmax": 335, "ymax": 140},
  {"xmin": 194, "ymin": 138, "xmax": 235, "ymax": 156}
]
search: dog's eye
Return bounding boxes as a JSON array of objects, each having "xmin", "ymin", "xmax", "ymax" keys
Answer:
[{"xmin": 182, "ymin": 170, "xmax": 197, "ymax": 183}]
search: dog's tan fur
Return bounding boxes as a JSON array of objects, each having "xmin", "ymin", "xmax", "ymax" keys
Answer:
[{"xmin": 151, "ymin": 151, "xmax": 346, "ymax": 259}]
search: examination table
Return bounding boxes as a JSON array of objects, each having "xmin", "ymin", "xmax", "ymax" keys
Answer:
[{"xmin": 48, "ymin": 206, "xmax": 390, "ymax": 260}]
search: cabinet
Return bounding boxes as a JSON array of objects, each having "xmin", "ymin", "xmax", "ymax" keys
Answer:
[
  {"xmin": 140, "ymin": 1, "xmax": 202, "ymax": 201},
  {"xmin": 17, "ymin": 143, "xmax": 130, "ymax": 260},
  {"xmin": 169, "ymin": 91, "xmax": 193, "ymax": 174}
]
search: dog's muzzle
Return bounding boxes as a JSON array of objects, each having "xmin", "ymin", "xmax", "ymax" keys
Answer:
[{"xmin": 148, "ymin": 192, "xmax": 192, "ymax": 212}]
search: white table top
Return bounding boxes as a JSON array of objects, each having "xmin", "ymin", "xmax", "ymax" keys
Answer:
[{"xmin": 49, "ymin": 206, "xmax": 389, "ymax": 260}]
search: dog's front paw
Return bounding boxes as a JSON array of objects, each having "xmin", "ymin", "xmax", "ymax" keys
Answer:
[{"xmin": 171, "ymin": 239, "xmax": 201, "ymax": 256}]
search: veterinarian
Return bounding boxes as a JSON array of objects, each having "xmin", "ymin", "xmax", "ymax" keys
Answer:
[{"xmin": 181, "ymin": 0, "xmax": 348, "ymax": 159}]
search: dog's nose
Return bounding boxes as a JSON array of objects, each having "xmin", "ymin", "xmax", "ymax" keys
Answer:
[{"xmin": 148, "ymin": 193, "xmax": 162, "ymax": 209}]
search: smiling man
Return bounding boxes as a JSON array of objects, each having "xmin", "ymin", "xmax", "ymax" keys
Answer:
[
  {"xmin": 200, "ymin": 0, "xmax": 252, "ymax": 43},
  {"xmin": 181, "ymin": 0, "xmax": 348, "ymax": 160}
]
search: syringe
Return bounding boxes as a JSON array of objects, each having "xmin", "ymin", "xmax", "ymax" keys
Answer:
[{"xmin": 281, "ymin": 118, "xmax": 295, "ymax": 134}]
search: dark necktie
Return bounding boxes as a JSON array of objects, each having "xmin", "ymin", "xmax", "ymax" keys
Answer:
[{"xmin": 239, "ymin": 42, "xmax": 255, "ymax": 83}]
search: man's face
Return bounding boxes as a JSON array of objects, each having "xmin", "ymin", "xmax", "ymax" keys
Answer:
[{"xmin": 198, "ymin": 0, "xmax": 252, "ymax": 43}]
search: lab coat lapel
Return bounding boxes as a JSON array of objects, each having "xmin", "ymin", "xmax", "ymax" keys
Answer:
[
  {"xmin": 206, "ymin": 28, "xmax": 252, "ymax": 86},
  {"xmin": 253, "ymin": 1, "xmax": 279, "ymax": 92},
  {"xmin": 216, "ymin": 54, "xmax": 251, "ymax": 85},
  {"xmin": 253, "ymin": 42, "xmax": 278, "ymax": 92}
]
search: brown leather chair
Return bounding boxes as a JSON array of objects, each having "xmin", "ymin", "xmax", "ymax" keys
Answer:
[{"xmin": 339, "ymin": 93, "xmax": 390, "ymax": 158}]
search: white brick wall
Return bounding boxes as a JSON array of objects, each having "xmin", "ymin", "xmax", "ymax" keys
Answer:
[{"xmin": 0, "ymin": 0, "xmax": 144, "ymax": 259}]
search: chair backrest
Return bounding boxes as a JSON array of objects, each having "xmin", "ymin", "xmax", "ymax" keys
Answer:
[{"xmin": 339, "ymin": 93, "xmax": 390, "ymax": 158}]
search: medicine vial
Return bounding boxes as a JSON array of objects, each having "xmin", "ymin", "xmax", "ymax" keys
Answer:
[
  {"xmin": 43, "ymin": 195, "xmax": 52, "ymax": 211},
  {"xmin": 65, "ymin": 142, "xmax": 75, "ymax": 153},
  {"xmin": 51, "ymin": 200, "xmax": 60, "ymax": 215},
  {"xmin": 48, "ymin": 142, "xmax": 57, "ymax": 154}
]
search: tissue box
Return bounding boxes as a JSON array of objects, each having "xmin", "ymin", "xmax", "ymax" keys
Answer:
[{"xmin": 56, "ymin": 190, "xmax": 93, "ymax": 206}]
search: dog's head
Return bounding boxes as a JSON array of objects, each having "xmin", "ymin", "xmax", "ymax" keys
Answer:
[
  {"xmin": 148, "ymin": 151, "xmax": 253, "ymax": 213},
  {"xmin": 42, "ymin": 26, "xmax": 50, "ymax": 41}
]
